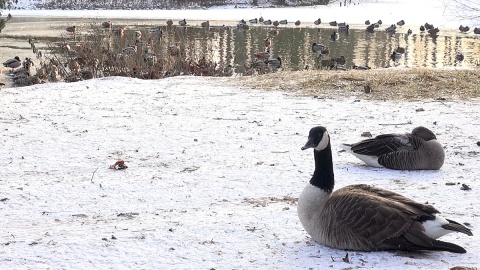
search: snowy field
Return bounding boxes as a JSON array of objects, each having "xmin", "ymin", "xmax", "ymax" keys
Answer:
[{"xmin": 1, "ymin": 76, "xmax": 479, "ymax": 269}]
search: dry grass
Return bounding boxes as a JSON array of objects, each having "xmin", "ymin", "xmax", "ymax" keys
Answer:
[{"xmin": 233, "ymin": 68, "xmax": 480, "ymax": 100}]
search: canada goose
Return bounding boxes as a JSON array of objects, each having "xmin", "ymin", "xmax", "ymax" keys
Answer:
[
  {"xmin": 340, "ymin": 126, "xmax": 444, "ymax": 170},
  {"xmin": 428, "ymin": 27, "xmax": 440, "ymax": 38},
  {"xmin": 279, "ymin": 19, "xmax": 288, "ymax": 25},
  {"xmin": 397, "ymin": 19, "xmax": 405, "ymax": 26},
  {"xmin": 385, "ymin": 24, "xmax": 396, "ymax": 34},
  {"xmin": 179, "ymin": 19, "xmax": 187, "ymax": 26},
  {"xmin": 3, "ymin": 56, "xmax": 21, "ymax": 70},
  {"xmin": 266, "ymin": 56, "xmax": 281, "ymax": 69},
  {"xmin": 364, "ymin": 20, "xmax": 370, "ymax": 25},
  {"xmin": 255, "ymin": 50, "xmax": 270, "ymax": 60},
  {"xmin": 395, "ymin": 46, "xmax": 406, "ymax": 54},
  {"xmin": 353, "ymin": 64, "xmax": 371, "ymax": 70},
  {"xmin": 330, "ymin": 31, "xmax": 339, "ymax": 41},
  {"xmin": 366, "ymin": 24, "xmax": 375, "ymax": 32},
  {"xmin": 102, "ymin": 21, "xmax": 112, "ymax": 29},
  {"xmin": 236, "ymin": 23, "xmax": 249, "ymax": 30},
  {"xmin": 459, "ymin": 25, "xmax": 470, "ymax": 33},
  {"xmin": 298, "ymin": 126, "xmax": 472, "ymax": 253},
  {"xmin": 311, "ymin": 43, "xmax": 327, "ymax": 53},
  {"xmin": 66, "ymin": 25, "xmax": 76, "ymax": 33},
  {"xmin": 314, "ymin": 18, "xmax": 321, "ymax": 25},
  {"xmin": 338, "ymin": 24, "xmax": 349, "ymax": 33},
  {"xmin": 249, "ymin": 18, "xmax": 258, "ymax": 24}
]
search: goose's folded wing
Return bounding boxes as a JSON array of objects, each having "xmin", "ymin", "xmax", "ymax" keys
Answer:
[
  {"xmin": 350, "ymin": 133, "xmax": 412, "ymax": 156},
  {"xmin": 329, "ymin": 185, "xmax": 438, "ymax": 247},
  {"xmin": 377, "ymin": 136, "xmax": 426, "ymax": 169}
]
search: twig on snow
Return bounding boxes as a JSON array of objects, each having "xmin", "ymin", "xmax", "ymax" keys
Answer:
[{"xmin": 91, "ymin": 168, "xmax": 98, "ymax": 183}]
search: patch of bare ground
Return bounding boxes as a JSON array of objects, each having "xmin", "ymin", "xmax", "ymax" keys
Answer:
[{"xmin": 234, "ymin": 69, "xmax": 480, "ymax": 100}]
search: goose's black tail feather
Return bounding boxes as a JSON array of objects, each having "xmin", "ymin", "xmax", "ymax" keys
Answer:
[{"xmin": 429, "ymin": 239, "xmax": 467, "ymax": 253}]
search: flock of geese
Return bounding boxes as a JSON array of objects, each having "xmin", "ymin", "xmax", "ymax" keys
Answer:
[
  {"xmin": 298, "ymin": 126, "xmax": 472, "ymax": 253},
  {"xmin": 1, "ymin": 17, "xmax": 477, "ymax": 84}
]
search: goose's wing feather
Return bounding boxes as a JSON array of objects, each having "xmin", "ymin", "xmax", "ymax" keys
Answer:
[
  {"xmin": 377, "ymin": 136, "xmax": 425, "ymax": 169},
  {"xmin": 349, "ymin": 133, "xmax": 413, "ymax": 156},
  {"xmin": 330, "ymin": 185, "xmax": 439, "ymax": 249}
]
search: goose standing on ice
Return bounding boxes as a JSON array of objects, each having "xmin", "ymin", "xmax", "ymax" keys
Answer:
[
  {"xmin": 298, "ymin": 126, "xmax": 472, "ymax": 253},
  {"xmin": 340, "ymin": 126, "xmax": 444, "ymax": 170}
]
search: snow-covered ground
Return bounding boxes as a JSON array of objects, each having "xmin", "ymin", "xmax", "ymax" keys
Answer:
[
  {"xmin": 1, "ymin": 76, "xmax": 479, "ymax": 269},
  {"xmin": 1, "ymin": 0, "xmax": 479, "ymax": 268},
  {"xmin": 7, "ymin": 0, "xmax": 479, "ymax": 28}
]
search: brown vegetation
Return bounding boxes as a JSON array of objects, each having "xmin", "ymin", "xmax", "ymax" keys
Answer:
[{"xmin": 235, "ymin": 68, "xmax": 480, "ymax": 100}]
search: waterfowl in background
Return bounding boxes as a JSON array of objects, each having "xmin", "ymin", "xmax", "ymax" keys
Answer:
[
  {"xmin": 66, "ymin": 25, "xmax": 76, "ymax": 33},
  {"xmin": 263, "ymin": 19, "xmax": 272, "ymax": 25},
  {"xmin": 314, "ymin": 18, "xmax": 321, "ymax": 25},
  {"xmin": 366, "ymin": 24, "xmax": 375, "ymax": 32},
  {"xmin": 420, "ymin": 25, "xmax": 425, "ymax": 32},
  {"xmin": 3, "ymin": 56, "xmax": 21, "ymax": 70},
  {"xmin": 295, "ymin": 20, "xmax": 301, "ymax": 26},
  {"xmin": 397, "ymin": 19, "xmax": 405, "ymax": 26},
  {"xmin": 179, "ymin": 19, "xmax": 187, "ymax": 26},
  {"xmin": 340, "ymin": 126, "xmax": 445, "ymax": 170},
  {"xmin": 390, "ymin": 50, "xmax": 402, "ymax": 61},
  {"xmin": 459, "ymin": 25, "xmax": 470, "ymax": 33},
  {"xmin": 365, "ymin": 20, "xmax": 370, "ymax": 25},
  {"xmin": 298, "ymin": 126, "xmax": 472, "ymax": 253},
  {"xmin": 201, "ymin": 21, "xmax": 210, "ymax": 28},
  {"xmin": 249, "ymin": 18, "xmax": 258, "ymax": 24},
  {"xmin": 279, "ymin": 19, "xmax": 288, "ymax": 25},
  {"xmin": 456, "ymin": 53, "xmax": 465, "ymax": 61},
  {"xmin": 329, "ymin": 21, "xmax": 337, "ymax": 26},
  {"xmin": 266, "ymin": 56, "xmax": 281, "ymax": 69},
  {"xmin": 102, "ymin": 21, "xmax": 112, "ymax": 29},
  {"xmin": 395, "ymin": 46, "xmax": 406, "ymax": 54},
  {"xmin": 311, "ymin": 43, "xmax": 327, "ymax": 53},
  {"xmin": 273, "ymin": 20, "xmax": 280, "ymax": 27},
  {"xmin": 330, "ymin": 31, "xmax": 339, "ymax": 41},
  {"xmin": 474, "ymin": 27, "xmax": 480, "ymax": 34}
]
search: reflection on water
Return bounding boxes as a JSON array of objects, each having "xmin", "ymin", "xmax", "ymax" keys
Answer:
[{"xmin": 1, "ymin": 17, "xmax": 479, "ymax": 86}]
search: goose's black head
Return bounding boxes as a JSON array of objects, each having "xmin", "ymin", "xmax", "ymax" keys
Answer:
[
  {"xmin": 301, "ymin": 126, "xmax": 330, "ymax": 151},
  {"xmin": 411, "ymin": 126, "xmax": 436, "ymax": 141}
]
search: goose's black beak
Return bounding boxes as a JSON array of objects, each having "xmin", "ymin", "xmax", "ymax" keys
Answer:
[{"xmin": 301, "ymin": 137, "xmax": 315, "ymax": 150}]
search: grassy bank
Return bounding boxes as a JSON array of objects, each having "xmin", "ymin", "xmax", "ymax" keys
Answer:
[{"xmin": 235, "ymin": 68, "xmax": 480, "ymax": 100}]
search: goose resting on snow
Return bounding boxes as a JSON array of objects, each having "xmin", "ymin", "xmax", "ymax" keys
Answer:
[
  {"xmin": 298, "ymin": 126, "xmax": 472, "ymax": 253},
  {"xmin": 340, "ymin": 126, "xmax": 444, "ymax": 170}
]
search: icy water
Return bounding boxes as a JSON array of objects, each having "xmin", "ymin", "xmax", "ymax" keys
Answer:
[{"xmin": 1, "ymin": 17, "xmax": 480, "ymax": 86}]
